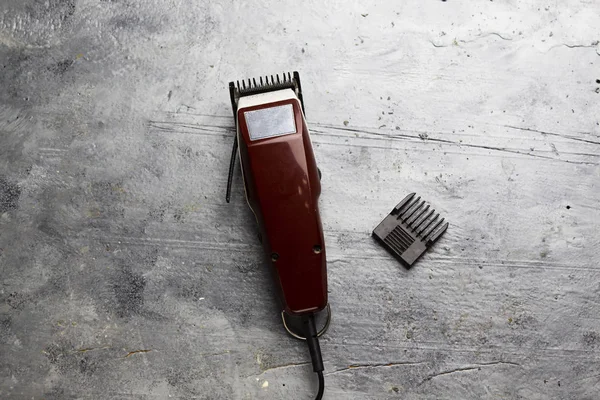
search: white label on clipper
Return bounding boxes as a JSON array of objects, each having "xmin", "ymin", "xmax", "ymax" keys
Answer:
[{"xmin": 244, "ymin": 104, "xmax": 296, "ymax": 141}]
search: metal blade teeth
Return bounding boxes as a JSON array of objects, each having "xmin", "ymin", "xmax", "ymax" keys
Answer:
[{"xmin": 233, "ymin": 72, "xmax": 298, "ymax": 95}]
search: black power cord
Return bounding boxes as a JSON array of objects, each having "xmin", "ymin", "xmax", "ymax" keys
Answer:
[{"xmin": 302, "ymin": 314, "xmax": 325, "ymax": 400}]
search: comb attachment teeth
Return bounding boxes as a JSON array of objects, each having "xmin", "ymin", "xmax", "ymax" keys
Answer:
[{"xmin": 372, "ymin": 193, "xmax": 448, "ymax": 267}]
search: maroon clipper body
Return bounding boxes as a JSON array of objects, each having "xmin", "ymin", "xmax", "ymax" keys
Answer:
[{"xmin": 226, "ymin": 72, "xmax": 327, "ymax": 316}]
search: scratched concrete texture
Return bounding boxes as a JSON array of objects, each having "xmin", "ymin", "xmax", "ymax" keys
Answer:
[{"xmin": 1, "ymin": 0, "xmax": 600, "ymax": 399}]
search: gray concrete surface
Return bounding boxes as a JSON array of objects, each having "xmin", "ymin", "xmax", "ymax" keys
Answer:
[{"xmin": 1, "ymin": 0, "xmax": 600, "ymax": 399}]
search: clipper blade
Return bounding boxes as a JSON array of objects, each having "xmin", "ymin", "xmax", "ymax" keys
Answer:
[{"xmin": 229, "ymin": 71, "xmax": 304, "ymax": 115}]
